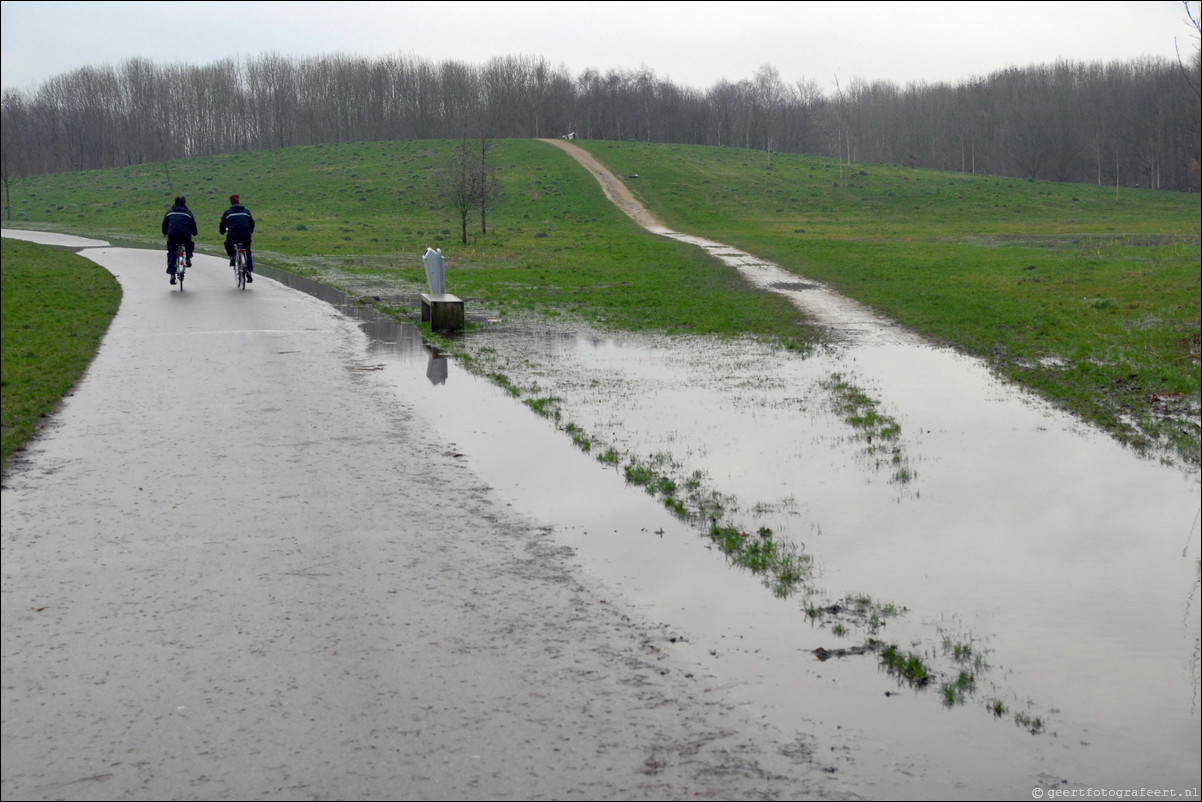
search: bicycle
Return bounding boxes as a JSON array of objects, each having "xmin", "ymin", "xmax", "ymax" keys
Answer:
[
  {"xmin": 233, "ymin": 242, "xmax": 249, "ymax": 290},
  {"xmin": 174, "ymin": 243, "xmax": 187, "ymax": 290}
]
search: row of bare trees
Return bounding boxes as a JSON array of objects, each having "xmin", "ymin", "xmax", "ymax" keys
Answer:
[{"xmin": 3, "ymin": 49, "xmax": 1200, "ymax": 192}]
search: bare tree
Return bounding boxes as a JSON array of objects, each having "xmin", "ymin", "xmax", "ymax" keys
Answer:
[
  {"xmin": 473, "ymin": 128, "xmax": 499, "ymax": 235},
  {"xmin": 1176, "ymin": 1, "xmax": 1202, "ymax": 98},
  {"xmin": 450, "ymin": 132, "xmax": 474, "ymax": 245}
]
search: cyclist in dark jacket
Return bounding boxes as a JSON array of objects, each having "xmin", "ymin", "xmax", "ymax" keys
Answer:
[
  {"xmin": 219, "ymin": 194, "xmax": 256, "ymax": 282},
  {"xmin": 161, "ymin": 196, "xmax": 198, "ymax": 283}
]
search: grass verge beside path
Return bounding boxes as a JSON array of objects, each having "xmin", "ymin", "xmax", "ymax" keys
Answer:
[{"xmin": 1, "ymin": 239, "xmax": 121, "ymax": 471}]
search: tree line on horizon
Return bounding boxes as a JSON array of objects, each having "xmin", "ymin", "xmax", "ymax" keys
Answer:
[{"xmin": 2, "ymin": 49, "xmax": 1200, "ymax": 193}]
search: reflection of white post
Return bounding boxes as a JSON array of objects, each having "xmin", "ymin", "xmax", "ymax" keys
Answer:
[
  {"xmin": 426, "ymin": 354, "xmax": 448, "ymax": 385},
  {"xmin": 422, "ymin": 247, "xmax": 445, "ymax": 295}
]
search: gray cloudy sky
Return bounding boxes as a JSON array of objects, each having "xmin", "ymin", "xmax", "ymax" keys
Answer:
[{"xmin": 1, "ymin": 1, "xmax": 1195, "ymax": 95}]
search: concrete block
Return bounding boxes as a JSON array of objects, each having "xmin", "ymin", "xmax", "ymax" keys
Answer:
[{"xmin": 420, "ymin": 293, "xmax": 465, "ymax": 331}]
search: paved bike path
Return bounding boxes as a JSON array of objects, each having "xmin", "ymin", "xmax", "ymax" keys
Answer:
[{"xmin": 1, "ymin": 235, "xmax": 841, "ymax": 800}]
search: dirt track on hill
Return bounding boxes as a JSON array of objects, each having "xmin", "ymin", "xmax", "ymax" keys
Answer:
[{"xmin": 541, "ymin": 139, "xmax": 666, "ymax": 229}]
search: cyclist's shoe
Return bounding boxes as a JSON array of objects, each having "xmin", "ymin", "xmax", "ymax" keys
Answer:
[
  {"xmin": 245, "ymin": 273, "xmax": 253, "ymax": 283},
  {"xmin": 170, "ymin": 276, "xmax": 176, "ymax": 285},
  {"xmin": 229, "ymin": 259, "xmax": 236, "ymax": 266},
  {"xmin": 186, "ymin": 259, "xmax": 192, "ymax": 267}
]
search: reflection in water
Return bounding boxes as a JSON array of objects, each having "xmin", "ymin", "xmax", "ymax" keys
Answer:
[
  {"xmin": 274, "ymin": 265, "xmax": 1201, "ymax": 800},
  {"xmin": 263, "ymin": 267, "xmax": 453, "ymax": 389},
  {"xmin": 453, "ymin": 325, "xmax": 1200, "ymax": 798},
  {"xmin": 426, "ymin": 354, "xmax": 448, "ymax": 385}
]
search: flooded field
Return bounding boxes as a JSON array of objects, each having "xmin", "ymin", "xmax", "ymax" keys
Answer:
[{"xmin": 272, "ymin": 268, "xmax": 1201, "ymax": 800}]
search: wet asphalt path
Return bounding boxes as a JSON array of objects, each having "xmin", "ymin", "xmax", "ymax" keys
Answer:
[{"xmin": 1, "ymin": 237, "xmax": 843, "ymax": 801}]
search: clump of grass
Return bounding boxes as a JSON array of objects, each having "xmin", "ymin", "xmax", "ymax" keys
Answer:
[
  {"xmin": 619, "ymin": 452, "xmax": 812, "ymax": 596},
  {"xmin": 488, "ymin": 372, "xmax": 521, "ymax": 396},
  {"xmin": 623, "ymin": 460, "xmax": 657, "ymax": 486},
  {"xmin": 1014, "ymin": 710, "xmax": 1045, "ymax": 734},
  {"xmin": 940, "ymin": 670, "xmax": 977, "ymax": 706},
  {"xmin": 563, "ymin": 422, "xmax": 591, "ymax": 451},
  {"xmin": 806, "ymin": 592, "xmax": 906, "ymax": 635},
  {"xmin": 940, "ymin": 630, "xmax": 991, "ymax": 674},
  {"xmin": 819, "ymin": 373, "xmax": 916, "ymax": 485},
  {"xmin": 524, "ymin": 395, "xmax": 562, "ymax": 421},
  {"xmin": 880, "ymin": 643, "xmax": 932, "ymax": 686},
  {"xmin": 706, "ymin": 522, "xmax": 813, "ymax": 596}
]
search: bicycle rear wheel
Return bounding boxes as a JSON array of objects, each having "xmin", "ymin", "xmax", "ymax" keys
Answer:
[
  {"xmin": 176, "ymin": 251, "xmax": 186, "ymax": 290},
  {"xmin": 236, "ymin": 248, "xmax": 247, "ymax": 289}
]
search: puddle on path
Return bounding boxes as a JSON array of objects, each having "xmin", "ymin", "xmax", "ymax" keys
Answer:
[{"xmin": 269, "ymin": 268, "xmax": 1201, "ymax": 800}]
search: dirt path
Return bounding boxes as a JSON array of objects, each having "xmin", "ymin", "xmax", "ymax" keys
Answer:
[
  {"xmin": 542, "ymin": 139, "xmax": 665, "ymax": 229},
  {"xmin": 1, "ymin": 232, "xmax": 848, "ymax": 800},
  {"xmin": 541, "ymin": 139, "xmax": 913, "ymax": 346}
]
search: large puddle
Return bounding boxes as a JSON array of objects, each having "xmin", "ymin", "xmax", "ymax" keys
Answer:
[{"xmin": 269, "ymin": 269, "xmax": 1200, "ymax": 800}]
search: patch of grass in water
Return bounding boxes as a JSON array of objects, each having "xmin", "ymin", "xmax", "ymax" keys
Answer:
[
  {"xmin": 706, "ymin": 521, "xmax": 813, "ymax": 597},
  {"xmin": 563, "ymin": 422, "xmax": 590, "ymax": 451},
  {"xmin": 488, "ymin": 372, "xmax": 521, "ymax": 397},
  {"xmin": 940, "ymin": 670, "xmax": 977, "ymax": 707},
  {"xmin": 880, "ymin": 643, "xmax": 932, "ymax": 686},
  {"xmin": 524, "ymin": 395, "xmax": 562, "ymax": 421},
  {"xmin": 819, "ymin": 372, "xmax": 916, "ymax": 486},
  {"xmin": 1014, "ymin": 710, "xmax": 1046, "ymax": 735},
  {"xmin": 806, "ymin": 592, "xmax": 906, "ymax": 636},
  {"xmin": 616, "ymin": 452, "xmax": 813, "ymax": 596}
]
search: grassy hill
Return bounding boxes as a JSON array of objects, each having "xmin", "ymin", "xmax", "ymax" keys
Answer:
[
  {"xmin": 4, "ymin": 138, "xmax": 1199, "ymax": 462},
  {"xmin": 3, "ymin": 139, "xmax": 809, "ymax": 342}
]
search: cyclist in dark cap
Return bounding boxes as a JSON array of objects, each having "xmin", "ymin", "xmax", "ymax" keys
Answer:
[
  {"xmin": 219, "ymin": 194, "xmax": 256, "ymax": 283},
  {"xmin": 161, "ymin": 195, "xmax": 198, "ymax": 285}
]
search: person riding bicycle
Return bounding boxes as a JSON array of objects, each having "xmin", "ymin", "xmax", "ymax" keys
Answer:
[
  {"xmin": 161, "ymin": 196, "xmax": 198, "ymax": 285},
  {"xmin": 219, "ymin": 194, "xmax": 256, "ymax": 283}
]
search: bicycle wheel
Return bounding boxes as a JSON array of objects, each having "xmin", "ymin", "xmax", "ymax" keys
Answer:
[
  {"xmin": 236, "ymin": 250, "xmax": 247, "ymax": 289},
  {"xmin": 176, "ymin": 251, "xmax": 186, "ymax": 290}
]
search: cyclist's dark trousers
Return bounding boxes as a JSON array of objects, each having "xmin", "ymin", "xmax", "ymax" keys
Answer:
[
  {"xmin": 167, "ymin": 236, "xmax": 194, "ymax": 273},
  {"xmin": 225, "ymin": 238, "xmax": 254, "ymax": 272}
]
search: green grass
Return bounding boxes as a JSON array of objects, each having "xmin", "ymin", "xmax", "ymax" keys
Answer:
[
  {"xmin": 880, "ymin": 643, "xmax": 933, "ymax": 686},
  {"xmin": 819, "ymin": 372, "xmax": 914, "ymax": 484},
  {"xmin": 6, "ymin": 137, "xmax": 1199, "ymax": 462},
  {"xmin": 1, "ymin": 239, "xmax": 121, "ymax": 470},
  {"xmin": 4, "ymin": 139, "xmax": 811, "ymax": 345},
  {"xmin": 574, "ymin": 141, "xmax": 1201, "ymax": 463}
]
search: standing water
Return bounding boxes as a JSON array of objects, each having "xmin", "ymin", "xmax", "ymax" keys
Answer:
[{"xmin": 270, "ymin": 266, "xmax": 1200, "ymax": 800}]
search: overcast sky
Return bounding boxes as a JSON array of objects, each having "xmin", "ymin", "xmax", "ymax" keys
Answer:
[{"xmin": 1, "ymin": 1, "xmax": 1196, "ymax": 96}]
